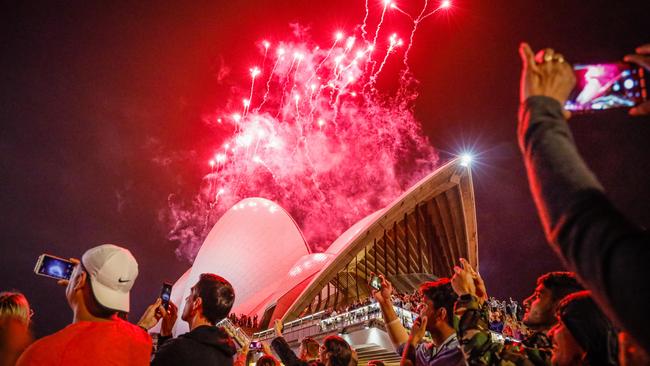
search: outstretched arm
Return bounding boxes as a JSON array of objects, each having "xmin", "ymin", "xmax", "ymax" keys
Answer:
[
  {"xmin": 371, "ymin": 274, "xmax": 409, "ymax": 348},
  {"xmin": 518, "ymin": 42, "xmax": 650, "ymax": 353}
]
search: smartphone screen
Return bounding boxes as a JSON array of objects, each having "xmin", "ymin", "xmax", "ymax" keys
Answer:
[
  {"xmin": 34, "ymin": 254, "xmax": 75, "ymax": 280},
  {"xmin": 249, "ymin": 341, "xmax": 262, "ymax": 350},
  {"xmin": 160, "ymin": 283, "xmax": 173, "ymax": 310},
  {"xmin": 565, "ymin": 62, "xmax": 646, "ymax": 113},
  {"xmin": 370, "ymin": 275, "xmax": 382, "ymax": 291}
]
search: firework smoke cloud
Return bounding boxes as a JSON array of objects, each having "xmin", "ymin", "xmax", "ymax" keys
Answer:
[{"xmin": 166, "ymin": 0, "xmax": 452, "ymax": 261}]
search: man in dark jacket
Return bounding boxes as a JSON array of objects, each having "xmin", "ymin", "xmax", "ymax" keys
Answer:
[
  {"xmin": 141, "ymin": 273, "xmax": 237, "ymax": 365},
  {"xmin": 517, "ymin": 42, "xmax": 650, "ymax": 354}
]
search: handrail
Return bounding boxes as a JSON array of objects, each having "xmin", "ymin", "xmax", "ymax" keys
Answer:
[{"xmin": 252, "ymin": 302, "xmax": 419, "ymax": 341}]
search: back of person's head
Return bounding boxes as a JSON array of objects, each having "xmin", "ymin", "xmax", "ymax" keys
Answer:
[
  {"xmin": 418, "ymin": 278, "xmax": 458, "ymax": 326},
  {"xmin": 300, "ymin": 336, "xmax": 320, "ymax": 360},
  {"xmin": 74, "ymin": 244, "xmax": 139, "ymax": 318},
  {"xmin": 367, "ymin": 361, "xmax": 385, "ymax": 366},
  {"xmin": 0, "ymin": 292, "xmax": 31, "ymax": 324},
  {"xmin": 538, "ymin": 272, "xmax": 583, "ymax": 302},
  {"xmin": 256, "ymin": 355, "xmax": 277, "ymax": 366},
  {"xmin": 195, "ymin": 273, "xmax": 235, "ymax": 324},
  {"xmin": 322, "ymin": 335, "xmax": 352, "ymax": 366},
  {"xmin": 0, "ymin": 291, "xmax": 34, "ymax": 366},
  {"xmin": 557, "ymin": 291, "xmax": 618, "ymax": 366}
]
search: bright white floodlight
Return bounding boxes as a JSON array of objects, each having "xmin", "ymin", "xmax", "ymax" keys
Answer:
[{"xmin": 460, "ymin": 153, "xmax": 473, "ymax": 167}]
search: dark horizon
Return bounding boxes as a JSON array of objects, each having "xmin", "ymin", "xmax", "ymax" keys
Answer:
[{"xmin": 1, "ymin": 0, "xmax": 648, "ymax": 338}]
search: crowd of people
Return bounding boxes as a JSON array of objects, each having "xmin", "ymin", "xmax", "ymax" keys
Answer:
[
  {"xmin": 1, "ymin": 43, "xmax": 650, "ymax": 366},
  {"xmin": 229, "ymin": 313, "xmax": 259, "ymax": 331}
]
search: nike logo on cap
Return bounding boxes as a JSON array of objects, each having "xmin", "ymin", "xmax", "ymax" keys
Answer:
[{"xmin": 118, "ymin": 278, "xmax": 131, "ymax": 283}]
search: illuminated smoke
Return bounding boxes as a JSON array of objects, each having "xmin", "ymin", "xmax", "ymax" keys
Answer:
[{"xmin": 166, "ymin": 1, "xmax": 452, "ymax": 261}]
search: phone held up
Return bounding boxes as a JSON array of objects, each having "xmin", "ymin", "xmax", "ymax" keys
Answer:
[
  {"xmin": 249, "ymin": 341, "xmax": 262, "ymax": 351},
  {"xmin": 370, "ymin": 275, "xmax": 382, "ymax": 291},
  {"xmin": 159, "ymin": 282, "xmax": 173, "ymax": 310},
  {"xmin": 34, "ymin": 254, "xmax": 75, "ymax": 280},
  {"xmin": 565, "ymin": 62, "xmax": 647, "ymax": 113}
]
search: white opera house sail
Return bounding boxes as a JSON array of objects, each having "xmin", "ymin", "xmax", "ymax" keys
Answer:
[{"xmin": 166, "ymin": 157, "xmax": 477, "ymax": 335}]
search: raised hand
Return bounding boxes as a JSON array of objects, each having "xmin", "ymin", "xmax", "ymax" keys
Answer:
[
  {"xmin": 160, "ymin": 301, "xmax": 178, "ymax": 336},
  {"xmin": 451, "ymin": 260, "xmax": 476, "ymax": 297},
  {"xmin": 137, "ymin": 298, "xmax": 166, "ymax": 330},
  {"xmin": 519, "ymin": 43, "xmax": 575, "ymax": 119},
  {"xmin": 370, "ymin": 274, "xmax": 393, "ymax": 305},
  {"xmin": 625, "ymin": 44, "xmax": 650, "ymax": 116}
]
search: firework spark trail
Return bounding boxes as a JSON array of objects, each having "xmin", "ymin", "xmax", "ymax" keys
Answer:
[
  {"xmin": 261, "ymin": 41, "xmax": 270, "ymax": 70},
  {"xmin": 312, "ymin": 36, "xmax": 340, "ymax": 80},
  {"xmin": 399, "ymin": 0, "xmax": 429, "ymax": 84},
  {"xmin": 275, "ymin": 56, "xmax": 297, "ymax": 119},
  {"xmin": 372, "ymin": 33, "xmax": 403, "ymax": 81},
  {"xmin": 361, "ymin": 0, "xmax": 370, "ymax": 41},
  {"xmin": 421, "ymin": 1, "xmax": 449, "ymax": 21},
  {"xmin": 390, "ymin": 3, "xmax": 415, "ymax": 21},
  {"xmin": 370, "ymin": 1, "xmax": 391, "ymax": 57},
  {"xmin": 256, "ymin": 55, "xmax": 281, "ymax": 112},
  {"xmin": 166, "ymin": 1, "xmax": 452, "ymax": 261},
  {"xmin": 367, "ymin": 0, "xmax": 391, "ymax": 79},
  {"xmin": 244, "ymin": 67, "xmax": 261, "ymax": 117}
]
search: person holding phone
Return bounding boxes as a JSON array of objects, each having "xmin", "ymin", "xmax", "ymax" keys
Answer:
[
  {"xmin": 17, "ymin": 244, "xmax": 151, "ymax": 366},
  {"xmin": 518, "ymin": 42, "xmax": 650, "ymax": 355},
  {"xmin": 141, "ymin": 273, "xmax": 238, "ymax": 366},
  {"xmin": 271, "ymin": 320, "xmax": 323, "ymax": 366},
  {"xmin": 371, "ymin": 275, "xmax": 465, "ymax": 366}
]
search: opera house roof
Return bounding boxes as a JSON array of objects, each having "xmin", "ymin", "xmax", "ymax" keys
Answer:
[{"xmin": 168, "ymin": 157, "xmax": 477, "ymax": 334}]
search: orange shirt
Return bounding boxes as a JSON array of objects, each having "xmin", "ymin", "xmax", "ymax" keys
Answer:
[{"xmin": 16, "ymin": 318, "xmax": 152, "ymax": 366}]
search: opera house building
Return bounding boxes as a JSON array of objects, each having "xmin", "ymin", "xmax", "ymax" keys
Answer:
[{"xmin": 164, "ymin": 157, "xmax": 477, "ymax": 363}]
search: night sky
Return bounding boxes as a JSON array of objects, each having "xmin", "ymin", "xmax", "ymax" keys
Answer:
[{"xmin": 1, "ymin": 0, "xmax": 648, "ymax": 338}]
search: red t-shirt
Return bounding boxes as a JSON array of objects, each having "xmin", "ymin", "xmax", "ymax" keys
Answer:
[{"xmin": 17, "ymin": 318, "xmax": 152, "ymax": 366}]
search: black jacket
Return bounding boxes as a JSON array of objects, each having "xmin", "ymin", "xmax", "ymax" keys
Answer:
[
  {"xmin": 152, "ymin": 325, "xmax": 237, "ymax": 366},
  {"xmin": 519, "ymin": 96, "xmax": 650, "ymax": 356},
  {"xmin": 271, "ymin": 336, "xmax": 324, "ymax": 366}
]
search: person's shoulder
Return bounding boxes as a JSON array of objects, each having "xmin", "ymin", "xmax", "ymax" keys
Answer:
[
  {"xmin": 153, "ymin": 336, "xmax": 194, "ymax": 364},
  {"xmin": 158, "ymin": 333, "xmax": 193, "ymax": 351},
  {"xmin": 81, "ymin": 318, "xmax": 151, "ymax": 347},
  {"xmin": 16, "ymin": 328, "xmax": 69, "ymax": 365},
  {"xmin": 113, "ymin": 319, "xmax": 153, "ymax": 346},
  {"xmin": 434, "ymin": 344, "xmax": 466, "ymax": 365}
]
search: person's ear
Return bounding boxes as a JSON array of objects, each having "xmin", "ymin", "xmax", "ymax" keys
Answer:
[
  {"xmin": 193, "ymin": 295, "xmax": 202, "ymax": 312},
  {"xmin": 73, "ymin": 270, "xmax": 87, "ymax": 291},
  {"xmin": 437, "ymin": 307, "xmax": 447, "ymax": 323}
]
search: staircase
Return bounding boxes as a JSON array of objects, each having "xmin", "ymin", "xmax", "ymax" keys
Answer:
[{"xmin": 354, "ymin": 344, "xmax": 401, "ymax": 366}]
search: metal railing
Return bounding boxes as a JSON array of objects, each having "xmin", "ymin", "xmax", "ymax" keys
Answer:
[{"xmin": 253, "ymin": 302, "xmax": 419, "ymax": 342}]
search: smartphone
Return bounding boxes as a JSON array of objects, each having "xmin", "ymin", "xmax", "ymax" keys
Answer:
[
  {"xmin": 160, "ymin": 282, "xmax": 173, "ymax": 310},
  {"xmin": 249, "ymin": 341, "xmax": 262, "ymax": 351},
  {"xmin": 370, "ymin": 275, "xmax": 382, "ymax": 291},
  {"xmin": 34, "ymin": 254, "xmax": 75, "ymax": 280},
  {"xmin": 565, "ymin": 62, "xmax": 646, "ymax": 113}
]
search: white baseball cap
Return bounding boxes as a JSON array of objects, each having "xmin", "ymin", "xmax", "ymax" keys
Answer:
[{"xmin": 81, "ymin": 244, "xmax": 139, "ymax": 313}]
